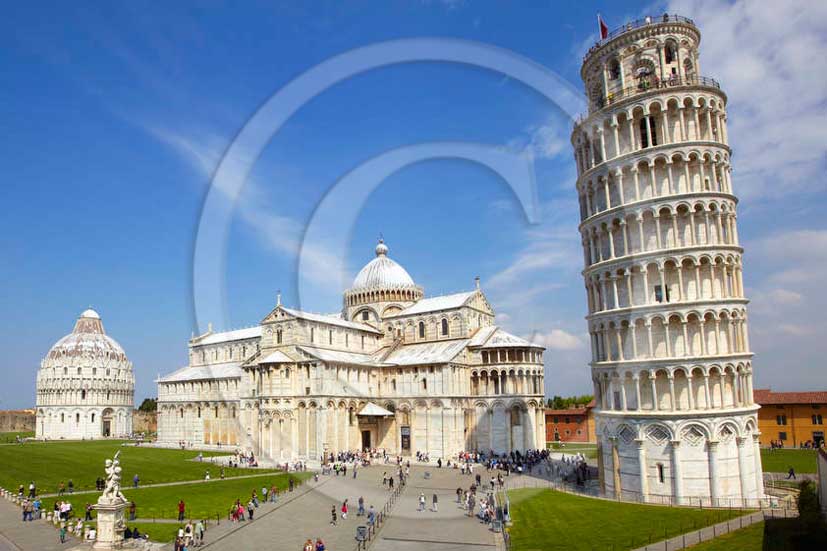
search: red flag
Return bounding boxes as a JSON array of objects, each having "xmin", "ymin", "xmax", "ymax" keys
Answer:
[{"xmin": 598, "ymin": 14, "xmax": 609, "ymax": 39}]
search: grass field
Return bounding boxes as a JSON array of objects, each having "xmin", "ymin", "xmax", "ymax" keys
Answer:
[
  {"xmin": 546, "ymin": 442, "xmax": 597, "ymax": 459},
  {"xmin": 0, "ymin": 440, "xmax": 275, "ymax": 493},
  {"xmin": 687, "ymin": 519, "xmax": 827, "ymax": 550},
  {"xmin": 759, "ymin": 448, "xmax": 817, "ymax": 474},
  {"xmin": 0, "ymin": 431, "xmax": 35, "ymax": 443},
  {"xmin": 43, "ymin": 472, "xmax": 313, "ymax": 521},
  {"xmin": 125, "ymin": 523, "xmax": 181, "ymax": 543},
  {"xmin": 506, "ymin": 488, "xmax": 750, "ymax": 551}
]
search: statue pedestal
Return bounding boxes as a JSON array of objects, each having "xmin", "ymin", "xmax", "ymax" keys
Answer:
[{"xmin": 93, "ymin": 498, "xmax": 129, "ymax": 549}]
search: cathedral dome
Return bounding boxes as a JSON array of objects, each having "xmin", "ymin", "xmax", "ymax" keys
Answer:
[
  {"xmin": 44, "ymin": 308, "xmax": 128, "ymax": 364},
  {"xmin": 351, "ymin": 240, "xmax": 417, "ymax": 291}
]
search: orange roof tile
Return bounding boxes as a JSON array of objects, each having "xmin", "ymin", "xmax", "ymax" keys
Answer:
[{"xmin": 753, "ymin": 388, "xmax": 827, "ymax": 405}]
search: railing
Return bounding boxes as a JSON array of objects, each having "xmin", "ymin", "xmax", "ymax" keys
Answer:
[
  {"xmin": 585, "ymin": 15, "xmax": 696, "ymax": 60},
  {"xmin": 354, "ymin": 481, "xmax": 405, "ymax": 551},
  {"xmin": 576, "ymin": 75, "xmax": 721, "ymax": 124}
]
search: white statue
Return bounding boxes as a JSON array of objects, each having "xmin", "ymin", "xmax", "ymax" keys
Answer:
[{"xmin": 101, "ymin": 451, "xmax": 126, "ymax": 503}]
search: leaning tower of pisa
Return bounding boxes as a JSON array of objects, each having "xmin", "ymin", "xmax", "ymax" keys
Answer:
[{"xmin": 571, "ymin": 14, "xmax": 763, "ymax": 505}]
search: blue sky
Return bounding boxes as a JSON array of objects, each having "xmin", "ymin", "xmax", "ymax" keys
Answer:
[{"xmin": 2, "ymin": 0, "xmax": 826, "ymax": 408}]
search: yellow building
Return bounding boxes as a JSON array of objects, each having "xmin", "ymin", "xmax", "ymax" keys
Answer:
[{"xmin": 754, "ymin": 389, "xmax": 827, "ymax": 447}]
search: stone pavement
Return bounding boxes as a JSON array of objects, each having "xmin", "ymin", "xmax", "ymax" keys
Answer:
[
  {"xmin": 0, "ymin": 495, "xmax": 81, "ymax": 551},
  {"xmin": 199, "ymin": 464, "xmax": 496, "ymax": 551}
]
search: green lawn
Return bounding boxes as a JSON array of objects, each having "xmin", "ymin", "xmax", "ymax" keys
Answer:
[
  {"xmin": 506, "ymin": 488, "xmax": 750, "ymax": 551},
  {"xmin": 546, "ymin": 442, "xmax": 598, "ymax": 459},
  {"xmin": 126, "ymin": 522, "xmax": 181, "ymax": 543},
  {"xmin": 759, "ymin": 448, "xmax": 817, "ymax": 474},
  {"xmin": 688, "ymin": 519, "xmax": 827, "ymax": 550},
  {"xmin": 0, "ymin": 431, "xmax": 34, "ymax": 443},
  {"xmin": 0, "ymin": 440, "xmax": 275, "ymax": 493},
  {"xmin": 44, "ymin": 472, "xmax": 313, "ymax": 521}
]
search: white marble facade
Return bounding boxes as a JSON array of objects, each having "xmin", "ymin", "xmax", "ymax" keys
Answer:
[
  {"xmin": 157, "ymin": 241, "xmax": 546, "ymax": 461},
  {"xmin": 36, "ymin": 309, "xmax": 134, "ymax": 439},
  {"xmin": 572, "ymin": 14, "xmax": 763, "ymax": 504}
]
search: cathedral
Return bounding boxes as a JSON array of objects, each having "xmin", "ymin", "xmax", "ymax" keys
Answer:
[{"xmin": 156, "ymin": 240, "xmax": 546, "ymax": 462}]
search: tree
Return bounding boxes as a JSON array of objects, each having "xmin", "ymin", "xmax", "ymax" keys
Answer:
[
  {"xmin": 138, "ymin": 398, "xmax": 157, "ymax": 412},
  {"xmin": 546, "ymin": 395, "xmax": 594, "ymax": 410}
]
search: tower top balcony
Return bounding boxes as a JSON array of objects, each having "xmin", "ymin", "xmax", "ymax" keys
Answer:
[{"xmin": 583, "ymin": 14, "xmax": 697, "ymax": 65}]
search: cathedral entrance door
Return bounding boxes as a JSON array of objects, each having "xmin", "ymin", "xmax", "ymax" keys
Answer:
[
  {"xmin": 361, "ymin": 430, "xmax": 371, "ymax": 450},
  {"xmin": 400, "ymin": 426, "xmax": 411, "ymax": 455}
]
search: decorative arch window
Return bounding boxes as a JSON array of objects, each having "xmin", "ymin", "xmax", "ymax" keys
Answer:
[
  {"xmin": 329, "ymin": 330, "xmax": 333, "ymax": 345},
  {"xmin": 277, "ymin": 330, "xmax": 283, "ymax": 344},
  {"xmin": 422, "ymin": 378, "xmax": 427, "ymax": 391},
  {"xmin": 215, "ymin": 407, "xmax": 219, "ymax": 418},
  {"xmin": 179, "ymin": 408, "xmax": 184, "ymax": 418},
  {"xmin": 441, "ymin": 318, "xmax": 449, "ymax": 336},
  {"xmin": 77, "ymin": 367, "xmax": 81, "ymax": 375},
  {"xmin": 61, "ymin": 413, "xmax": 65, "ymax": 423},
  {"xmin": 608, "ymin": 58, "xmax": 621, "ymax": 80},
  {"xmin": 665, "ymin": 42, "xmax": 677, "ymax": 64},
  {"xmin": 63, "ymin": 367, "xmax": 68, "ymax": 375},
  {"xmin": 391, "ymin": 379, "xmax": 397, "ymax": 391},
  {"xmin": 92, "ymin": 368, "xmax": 96, "ymax": 375},
  {"xmin": 81, "ymin": 390, "xmax": 86, "ymax": 400},
  {"xmin": 310, "ymin": 327, "xmax": 315, "ymax": 343},
  {"xmin": 657, "ymin": 463, "xmax": 665, "ymax": 483},
  {"xmin": 418, "ymin": 322, "xmax": 425, "ymax": 339},
  {"xmin": 197, "ymin": 407, "xmax": 201, "ymax": 418},
  {"xmin": 75, "ymin": 413, "xmax": 80, "ymax": 424},
  {"xmin": 91, "ymin": 413, "xmax": 95, "ymax": 422},
  {"xmin": 639, "ymin": 116, "xmax": 658, "ymax": 148}
]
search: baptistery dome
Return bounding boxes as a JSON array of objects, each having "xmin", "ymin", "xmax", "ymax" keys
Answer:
[{"xmin": 36, "ymin": 308, "xmax": 135, "ymax": 439}]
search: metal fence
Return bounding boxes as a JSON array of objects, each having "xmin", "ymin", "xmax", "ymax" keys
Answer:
[{"xmin": 354, "ymin": 481, "xmax": 404, "ymax": 551}]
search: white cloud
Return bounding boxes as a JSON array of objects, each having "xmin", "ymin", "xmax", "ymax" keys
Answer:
[
  {"xmin": 528, "ymin": 329, "xmax": 585, "ymax": 351},
  {"xmin": 507, "ymin": 117, "xmax": 570, "ymax": 160},
  {"xmin": 146, "ymin": 124, "xmax": 344, "ymax": 288}
]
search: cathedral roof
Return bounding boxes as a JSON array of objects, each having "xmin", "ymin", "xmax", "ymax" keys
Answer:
[
  {"xmin": 467, "ymin": 326, "xmax": 545, "ymax": 349},
  {"xmin": 157, "ymin": 361, "xmax": 243, "ymax": 383},
  {"xmin": 195, "ymin": 326, "xmax": 261, "ymax": 346},
  {"xmin": 44, "ymin": 308, "xmax": 129, "ymax": 363},
  {"xmin": 385, "ymin": 291, "xmax": 476, "ymax": 317},
  {"xmin": 350, "ymin": 240, "xmax": 418, "ymax": 292},
  {"xmin": 381, "ymin": 338, "xmax": 469, "ymax": 365},
  {"xmin": 280, "ymin": 307, "xmax": 383, "ymax": 334}
]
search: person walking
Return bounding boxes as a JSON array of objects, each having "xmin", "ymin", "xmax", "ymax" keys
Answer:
[
  {"xmin": 133, "ymin": 474, "xmax": 140, "ymax": 488},
  {"xmin": 195, "ymin": 519, "xmax": 204, "ymax": 546},
  {"xmin": 367, "ymin": 505, "xmax": 376, "ymax": 527},
  {"xmin": 418, "ymin": 493, "xmax": 426, "ymax": 512},
  {"xmin": 341, "ymin": 500, "xmax": 348, "ymax": 520},
  {"xmin": 247, "ymin": 499, "xmax": 255, "ymax": 520},
  {"xmin": 67, "ymin": 480, "xmax": 74, "ymax": 494},
  {"xmin": 357, "ymin": 496, "xmax": 365, "ymax": 516},
  {"xmin": 330, "ymin": 505, "xmax": 337, "ymax": 526},
  {"xmin": 787, "ymin": 467, "xmax": 796, "ymax": 480},
  {"xmin": 432, "ymin": 493, "xmax": 438, "ymax": 512},
  {"xmin": 59, "ymin": 523, "xmax": 67, "ymax": 544}
]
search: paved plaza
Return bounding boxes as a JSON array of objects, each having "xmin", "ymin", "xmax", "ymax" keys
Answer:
[
  {"xmin": 199, "ymin": 464, "xmax": 497, "ymax": 551},
  {"xmin": 0, "ymin": 463, "xmax": 500, "ymax": 551}
]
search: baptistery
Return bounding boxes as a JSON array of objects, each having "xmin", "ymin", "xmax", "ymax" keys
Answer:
[{"xmin": 36, "ymin": 308, "xmax": 134, "ymax": 439}]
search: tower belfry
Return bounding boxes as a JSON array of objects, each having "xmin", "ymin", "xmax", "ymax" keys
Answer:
[{"xmin": 572, "ymin": 14, "xmax": 762, "ymax": 504}]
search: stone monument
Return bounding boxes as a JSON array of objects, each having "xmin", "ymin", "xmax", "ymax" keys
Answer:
[{"xmin": 93, "ymin": 450, "xmax": 129, "ymax": 549}]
